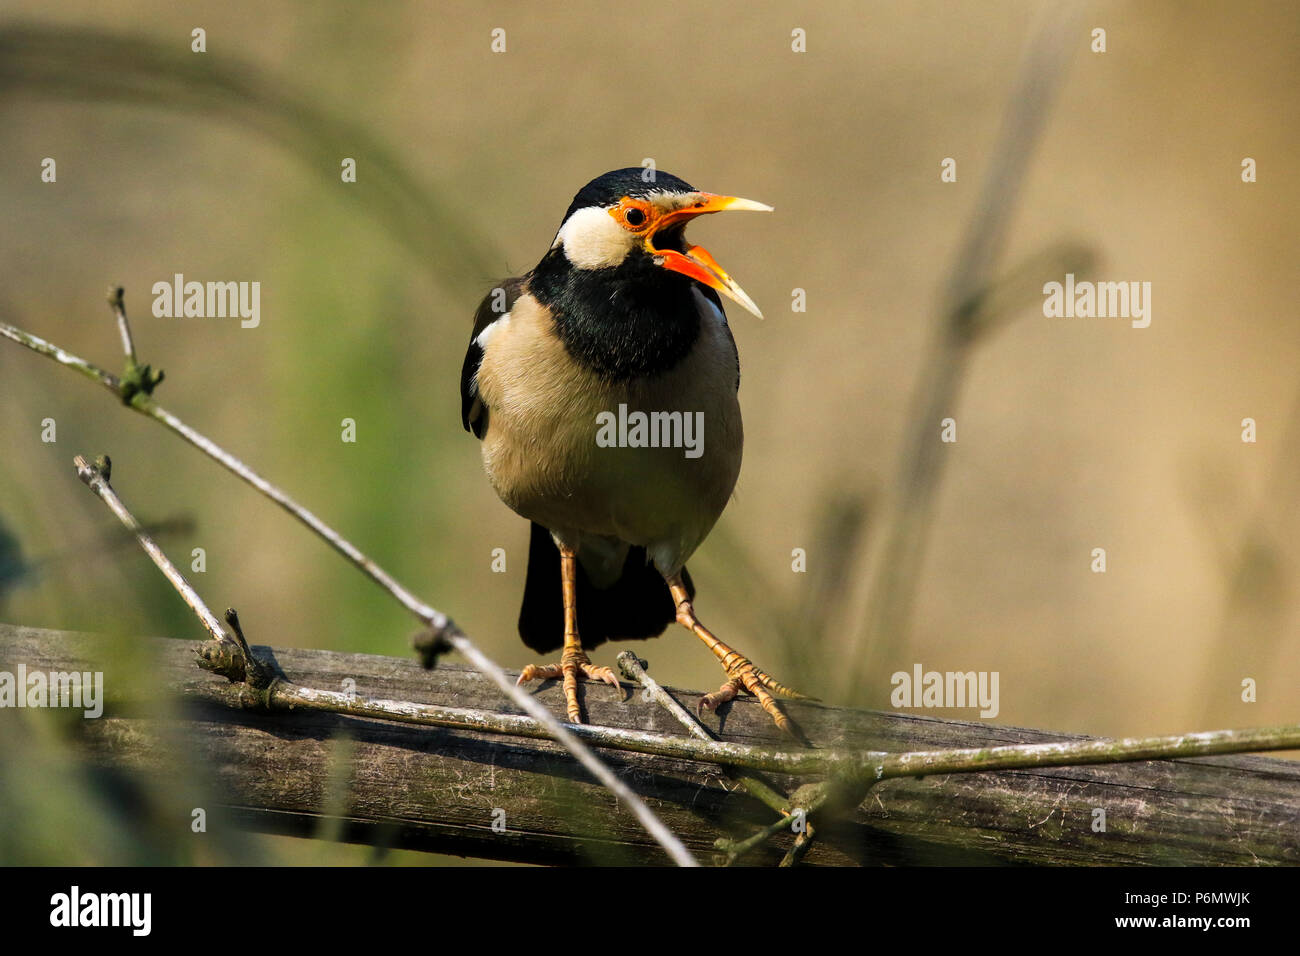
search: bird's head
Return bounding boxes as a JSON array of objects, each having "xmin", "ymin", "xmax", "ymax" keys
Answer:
[{"xmin": 549, "ymin": 168, "xmax": 771, "ymax": 318}]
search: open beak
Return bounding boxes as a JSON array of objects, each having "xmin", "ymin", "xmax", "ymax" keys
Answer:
[{"xmin": 647, "ymin": 193, "xmax": 772, "ymax": 318}]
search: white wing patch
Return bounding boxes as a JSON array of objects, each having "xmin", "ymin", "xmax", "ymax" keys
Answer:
[{"xmin": 475, "ymin": 312, "xmax": 511, "ymax": 348}]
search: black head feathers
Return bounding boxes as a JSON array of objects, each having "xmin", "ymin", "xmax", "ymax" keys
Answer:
[{"xmin": 560, "ymin": 168, "xmax": 697, "ymax": 222}]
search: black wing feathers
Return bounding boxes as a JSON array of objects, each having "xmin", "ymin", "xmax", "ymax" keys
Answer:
[
  {"xmin": 697, "ymin": 285, "xmax": 740, "ymax": 392},
  {"xmin": 460, "ymin": 277, "xmax": 526, "ymax": 438}
]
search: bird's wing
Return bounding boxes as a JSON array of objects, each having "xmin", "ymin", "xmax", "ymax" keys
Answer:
[
  {"xmin": 695, "ymin": 285, "xmax": 740, "ymax": 393},
  {"xmin": 461, "ymin": 276, "xmax": 526, "ymax": 438}
]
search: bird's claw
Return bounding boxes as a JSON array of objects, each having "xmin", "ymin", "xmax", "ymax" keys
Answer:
[
  {"xmin": 699, "ymin": 678, "xmax": 744, "ymax": 713},
  {"xmin": 516, "ymin": 652, "xmax": 623, "ymax": 723},
  {"xmin": 698, "ymin": 661, "xmax": 805, "ymax": 736}
]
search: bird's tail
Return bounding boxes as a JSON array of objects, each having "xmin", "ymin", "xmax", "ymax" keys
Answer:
[{"xmin": 518, "ymin": 522, "xmax": 693, "ymax": 654}]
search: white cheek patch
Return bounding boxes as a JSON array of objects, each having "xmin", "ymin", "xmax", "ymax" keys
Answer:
[{"xmin": 554, "ymin": 206, "xmax": 636, "ymax": 269}]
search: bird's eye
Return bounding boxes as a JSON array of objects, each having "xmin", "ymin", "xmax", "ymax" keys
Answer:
[{"xmin": 624, "ymin": 207, "xmax": 646, "ymax": 227}]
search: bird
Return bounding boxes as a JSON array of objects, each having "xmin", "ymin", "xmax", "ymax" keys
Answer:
[{"xmin": 460, "ymin": 167, "xmax": 806, "ymax": 733}]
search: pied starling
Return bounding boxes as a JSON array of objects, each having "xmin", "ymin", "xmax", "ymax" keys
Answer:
[{"xmin": 460, "ymin": 168, "xmax": 805, "ymax": 732}]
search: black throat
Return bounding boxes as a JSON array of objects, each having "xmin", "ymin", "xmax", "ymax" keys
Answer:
[{"xmin": 528, "ymin": 240, "xmax": 702, "ymax": 382}]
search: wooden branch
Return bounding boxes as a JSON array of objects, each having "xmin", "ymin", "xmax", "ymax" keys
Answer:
[{"xmin": 7, "ymin": 622, "xmax": 1297, "ymax": 866}]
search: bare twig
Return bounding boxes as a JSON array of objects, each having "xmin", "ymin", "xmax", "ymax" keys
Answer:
[
  {"xmin": 870, "ymin": 725, "xmax": 1300, "ymax": 783},
  {"xmin": 108, "ymin": 285, "xmax": 137, "ymax": 365},
  {"xmin": 779, "ymin": 829, "xmax": 814, "ymax": 867},
  {"xmin": 617, "ymin": 652, "xmax": 790, "ymax": 814},
  {"xmin": 73, "ymin": 454, "xmax": 229, "ymax": 648},
  {"xmin": 220, "ymin": 607, "xmax": 276, "ymax": 688},
  {"xmin": 719, "ymin": 721, "xmax": 1300, "ymax": 863},
  {"xmin": 27, "ymin": 295, "xmax": 698, "ymax": 866},
  {"xmin": 0, "ymin": 321, "xmax": 122, "ymax": 392},
  {"xmin": 105, "ymin": 286, "xmax": 164, "ymax": 406},
  {"xmin": 437, "ymin": 637, "xmax": 696, "ymax": 866},
  {"xmin": 728, "ymin": 722, "xmax": 1300, "ymax": 864},
  {"xmin": 717, "ymin": 811, "xmax": 803, "ymax": 864},
  {"xmin": 200, "ymin": 657, "xmax": 1300, "ymax": 784},
  {"xmin": 236, "ymin": 680, "xmax": 843, "ymax": 773}
]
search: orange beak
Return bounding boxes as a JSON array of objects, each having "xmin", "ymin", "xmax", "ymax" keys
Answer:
[{"xmin": 646, "ymin": 193, "xmax": 772, "ymax": 318}]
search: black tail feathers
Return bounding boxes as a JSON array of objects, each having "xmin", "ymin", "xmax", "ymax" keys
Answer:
[{"xmin": 518, "ymin": 522, "xmax": 694, "ymax": 654}]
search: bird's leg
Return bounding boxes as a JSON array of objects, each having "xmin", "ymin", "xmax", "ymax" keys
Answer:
[
  {"xmin": 516, "ymin": 545, "xmax": 621, "ymax": 722},
  {"xmin": 666, "ymin": 573, "xmax": 807, "ymax": 734}
]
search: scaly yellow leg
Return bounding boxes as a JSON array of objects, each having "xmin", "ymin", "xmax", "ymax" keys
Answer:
[
  {"xmin": 666, "ymin": 572, "xmax": 808, "ymax": 734},
  {"xmin": 516, "ymin": 544, "xmax": 621, "ymax": 722}
]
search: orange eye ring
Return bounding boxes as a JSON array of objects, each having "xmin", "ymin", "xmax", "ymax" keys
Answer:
[{"xmin": 609, "ymin": 197, "xmax": 656, "ymax": 233}]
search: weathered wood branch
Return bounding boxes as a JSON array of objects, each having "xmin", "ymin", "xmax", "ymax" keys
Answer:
[{"xmin": 6, "ymin": 622, "xmax": 1297, "ymax": 866}]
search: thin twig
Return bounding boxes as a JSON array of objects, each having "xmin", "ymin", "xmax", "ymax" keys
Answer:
[
  {"xmin": 197, "ymin": 656, "xmax": 1300, "ymax": 784},
  {"xmin": 717, "ymin": 811, "xmax": 802, "ymax": 864},
  {"xmin": 26, "ymin": 295, "xmax": 698, "ymax": 866},
  {"xmin": 221, "ymin": 607, "xmax": 276, "ymax": 688},
  {"xmin": 869, "ymin": 725, "xmax": 1300, "ymax": 784},
  {"xmin": 0, "ymin": 320, "xmax": 122, "ymax": 392},
  {"xmin": 73, "ymin": 454, "xmax": 229, "ymax": 647},
  {"xmin": 778, "ymin": 828, "xmax": 814, "ymax": 867},
  {"xmin": 720, "ymin": 721, "xmax": 1300, "ymax": 863},
  {"xmin": 617, "ymin": 652, "xmax": 790, "ymax": 814},
  {"xmin": 247, "ymin": 680, "xmax": 844, "ymax": 773},
  {"xmin": 438, "ymin": 637, "xmax": 697, "ymax": 866},
  {"xmin": 701, "ymin": 722, "xmax": 1300, "ymax": 864},
  {"xmin": 108, "ymin": 285, "xmax": 136, "ymax": 365}
]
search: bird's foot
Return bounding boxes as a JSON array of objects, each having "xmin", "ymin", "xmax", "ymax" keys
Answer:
[
  {"xmin": 667, "ymin": 575, "xmax": 811, "ymax": 738},
  {"xmin": 516, "ymin": 649, "xmax": 622, "ymax": 723},
  {"xmin": 699, "ymin": 658, "xmax": 811, "ymax": 735}
]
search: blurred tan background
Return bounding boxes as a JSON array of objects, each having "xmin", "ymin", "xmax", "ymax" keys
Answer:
[{"xmin": 1, "ymin": 0, "xmax": 1297, "ymax": 846}]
